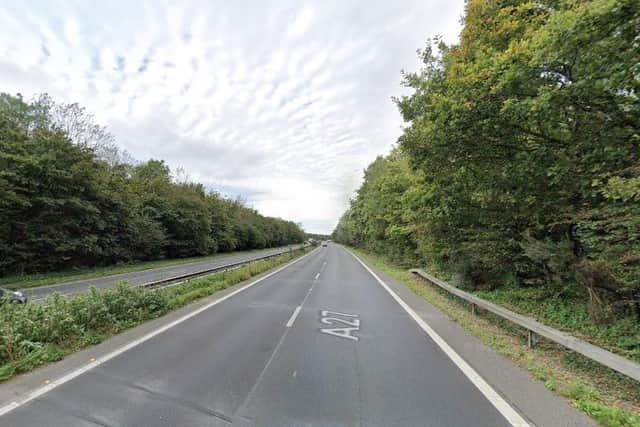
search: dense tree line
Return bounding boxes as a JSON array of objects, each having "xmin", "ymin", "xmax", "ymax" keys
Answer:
[
  {"xmin": 334, "ymin": 0, "xmax": 639, "ymax": 320},
  {"xmin": 0, "ymin": 94, "xmax": 304, "ymax": 275}
]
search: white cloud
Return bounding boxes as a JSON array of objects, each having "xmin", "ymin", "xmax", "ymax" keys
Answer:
[
  {"xmin": 0, "ymin": 0, "xmax": 465, "ymax": 233},
  {"xmin": 63, "ymin": 18, "xmax": 80, "ymax": 45},
  {"xmin": 288, "ymin": 6, "xmax": 315, "ymax": 38}
]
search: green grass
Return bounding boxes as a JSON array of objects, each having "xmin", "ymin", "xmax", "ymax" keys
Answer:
[
  {"xmin": 474, "ymin": 284, "xmax": 640, "ymax": 364},
  {"xmin": 0, "ymin": 246, "xmax": 312, "ymax": 383},
  {"xmin": 350, "ymin": 247, "xmax": 640, "ymax": 427},
  {"xmin": 0, "ymin": 246, "xmax": 295, "ymax": 290}
]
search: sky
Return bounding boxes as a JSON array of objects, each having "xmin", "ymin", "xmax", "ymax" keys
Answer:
[{"xmin": 0, "ymin": 0, "xmax": 465, "ymax": 234}]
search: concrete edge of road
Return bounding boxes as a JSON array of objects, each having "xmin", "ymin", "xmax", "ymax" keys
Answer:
[
  {"xmin": 0, "ymin": 247, "xmax": 320, "ymax": 416},
  {"xmin": 344, "ymin": 246, "xmax": 598, "ymax": 427}
]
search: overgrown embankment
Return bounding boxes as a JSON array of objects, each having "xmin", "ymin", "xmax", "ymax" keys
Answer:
[
  {"xmin": 0, "ymin": 247, "xmax": 312, "ymax": 382},
  {"xmin": 334, "ymin": 0, "xmax": 639, "ymax": 336},
  {"xmin": 475, "ymin": 284, "xmax": 640, "ymax": 364}
]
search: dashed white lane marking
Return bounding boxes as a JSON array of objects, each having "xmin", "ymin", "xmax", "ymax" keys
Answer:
[
  {"xmin": 236, "ymin": 321, "xmax": 291, "ymax": 417},
  {"xmin": 286, "ymin": 306, "xmax": 302, "ymax": 328},
  {"xmin": 0, "ymin": 248, "xmax": 320, "ymax": 419},
  {"xmin": 239, "ymin": 258, "xmax": 321, "ymax": 414},
  {"xmin": 347, "ymin": 249, "xmax": 531, "ymax": 427},
  {"xmin": 284, "ymin": 265, "xmax": 319, "ymax": 329}
]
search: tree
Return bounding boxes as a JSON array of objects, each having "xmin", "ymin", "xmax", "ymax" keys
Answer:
[
  {"xmin": 0, "ymin": 100, "xmax": 118, "ymax": 271},
  {"xmin": 0, "ymin": 93, "xmax": 305, "ymax": 275},
  {"xmin": 336, "ymin": 0, "xmax": 640, "ymax": 317}
]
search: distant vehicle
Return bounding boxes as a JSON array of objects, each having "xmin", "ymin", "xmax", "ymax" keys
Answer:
[
  {"xmin": 322, "ymin": 242, "xmax": 328, "ymax": 247},
  {"xmin": 0, "ymin": 287, "xmax": 27, "ymax": 304}
]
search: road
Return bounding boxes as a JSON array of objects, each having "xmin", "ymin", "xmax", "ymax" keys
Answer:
[
  {"xmin": 23, "ymin": 245, "xmax": 301, "ymax": 300},
  {"xmin": 1, "ymin": 244, "xmax": 530, "ymax": 426}
]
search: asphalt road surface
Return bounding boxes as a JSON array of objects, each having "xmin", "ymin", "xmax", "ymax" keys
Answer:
[
  {"xmin": 2, "ymin": 244, "xmax": 527, "ymax": 426},
  {"xmin": 23, "ymin": 245, "xmax": 301, "ymax": 300}
]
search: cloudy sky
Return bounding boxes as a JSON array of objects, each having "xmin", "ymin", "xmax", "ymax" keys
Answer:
[{"xmin": 0, "ymin": 0, "xmax": 464, "ymax": 233}]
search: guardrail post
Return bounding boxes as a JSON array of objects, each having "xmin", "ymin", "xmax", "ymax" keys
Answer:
[
  {"xmin": 471, "ymin": 303, "xmax": 477, "ymax": 315},
  {"xmin": 528, "ymin": 330, "xmax": 537, "ymax": 349},
  {"xmin": 410, "ymin": 268, "xmax": 640, "ymax": 382}
]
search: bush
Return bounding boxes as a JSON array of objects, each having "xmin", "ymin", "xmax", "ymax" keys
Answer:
[{"xmin": 0, "ymin": 248, "xmax": 308, "ymax": 381}]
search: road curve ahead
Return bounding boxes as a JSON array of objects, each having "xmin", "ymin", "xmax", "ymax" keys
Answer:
[
  {"xmin": 1, "ymin": 244, "xmax": 526, "ymax": 426},
  {"xmin": 23, "ymin": 245, "xmax": 301, "ymax": 300}
]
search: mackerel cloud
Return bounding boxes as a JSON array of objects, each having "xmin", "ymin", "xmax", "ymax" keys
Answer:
[{"xmin": 0, "ymin": 0, "xmax": 464, "ymax": 233}]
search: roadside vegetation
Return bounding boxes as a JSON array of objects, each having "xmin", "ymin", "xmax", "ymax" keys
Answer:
[
  {"xmin": 355, "ymin": 249, "xmax": 640, "ymax": 427},
  {"xmin": 475, "ymin": 284, "xmax": 640, "ymax": 363},
  {"xmin": 0, "ymin": 93, "xmax": 305, "ymax": 278},
  {"xmin": 333, "ymin": 0, "xmax": 639, "ymax": 357},
  {"xmin": 0, "ymin": 247, "xmax": 311, "ymax": 383}
]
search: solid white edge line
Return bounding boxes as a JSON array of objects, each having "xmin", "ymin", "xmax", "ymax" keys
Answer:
[
  {"xmin": 286, "ymin": 306, "xmax": 302, "ymax": 327},
  {"xmin": 0, "ymin": 247, "xmax": 319, "ymax": 418},
  {"xmin": 347, "ymin": 249, "xmax": 531, "ymax": 427}
]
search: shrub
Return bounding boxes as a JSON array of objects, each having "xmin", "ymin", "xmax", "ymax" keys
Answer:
[{"xmin": 0, "ymin": 248, "xmax": 307, "ymax": 380}]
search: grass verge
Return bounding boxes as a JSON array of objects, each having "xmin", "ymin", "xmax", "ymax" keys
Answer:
[
  {"xmin": 474, "ymin": 284, "xmax": 640, "ymax": 364},
  {"xmin": 0, "ymin": 246, "xmax": 296, "ymax": 290},
  {"xmin": 351, "ymin": 248, "xmax": 640, "ymax": 427},
  {"xmin": 0, "ymin": 246, "xmax": 312, "ymax": 383}
]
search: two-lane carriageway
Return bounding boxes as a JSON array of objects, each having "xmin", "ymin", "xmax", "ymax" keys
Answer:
[{"xmin": 0, "ymin": 244, "xmax": 529, "ymax": 426}]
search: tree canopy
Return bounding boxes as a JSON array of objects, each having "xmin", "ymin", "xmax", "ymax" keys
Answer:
[
  {"xmin": 0, "ymin": 93, "xmax": 305, "ymax": 275},
  {"xmin": 334, "ymin": 0, "xmax": 639, "ymax": 320}
]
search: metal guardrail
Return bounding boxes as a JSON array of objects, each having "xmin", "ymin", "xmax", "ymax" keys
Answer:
[
  {"xmin": 141, "ymin": 245, "xmax": 309, "ymax": 289},
  {"xmin": 28, "ymin": 245, "xmax": 310, "ymax": 302},
  {"xmin": 410, "ymin": 268, "xmax": 640, "ymax": 383}
]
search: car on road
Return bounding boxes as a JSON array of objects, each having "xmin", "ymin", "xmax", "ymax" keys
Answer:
[
  {"xmin": 322, "ymin": 242, "xmax": 328, "ymax": 247},
  {"xmin": 0, "ymin": 287, "xmax": 28, "ymax": 304}
]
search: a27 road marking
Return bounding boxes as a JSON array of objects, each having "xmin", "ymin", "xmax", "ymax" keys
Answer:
[{"xmin": 319, "ymin": 310, "xmax": 360, "ymax": 341}]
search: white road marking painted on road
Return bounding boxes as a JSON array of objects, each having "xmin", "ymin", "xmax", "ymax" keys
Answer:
[
  {"xmin": 237, "ymin": 257, "xmax": 320, "ymax": 415},
  {"xmin": 285, "ymin": 266, "xmax": 319, "ymax": 329},
  {"xmin": 347, "ymin": 249, "xmax": 531, "ymax": 427},
  {"xmin": 320, "ymin": 316, "xmax": 360, "ymax": 327},
  {"xmin": 319, "ymin": 310, "xmax": 361, "ymax": 341},
  {"xmin": 314, "ymin": 273, "xmax": 320, "ymax": 280},
  {"xmin": 320, "ymin": 327, "xmax": 359, "ymax": 341},
  {"xmin": 286, "ymin": 306, "xmax": 302, "ymax": 327},
  {"xmin": 320, "ymin": 261, "xmax": 328, "ymax": 273},
  {"xmin": 237, "ymin": 320, "xmax": 292, "ymax": 415},
  {"xmin": 321, "ymin": 310, "xmax": 358, "ymax": 318},
  {"xmin": 0, "ymin": 247, "xmax": 320, "ymax": 419}
]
